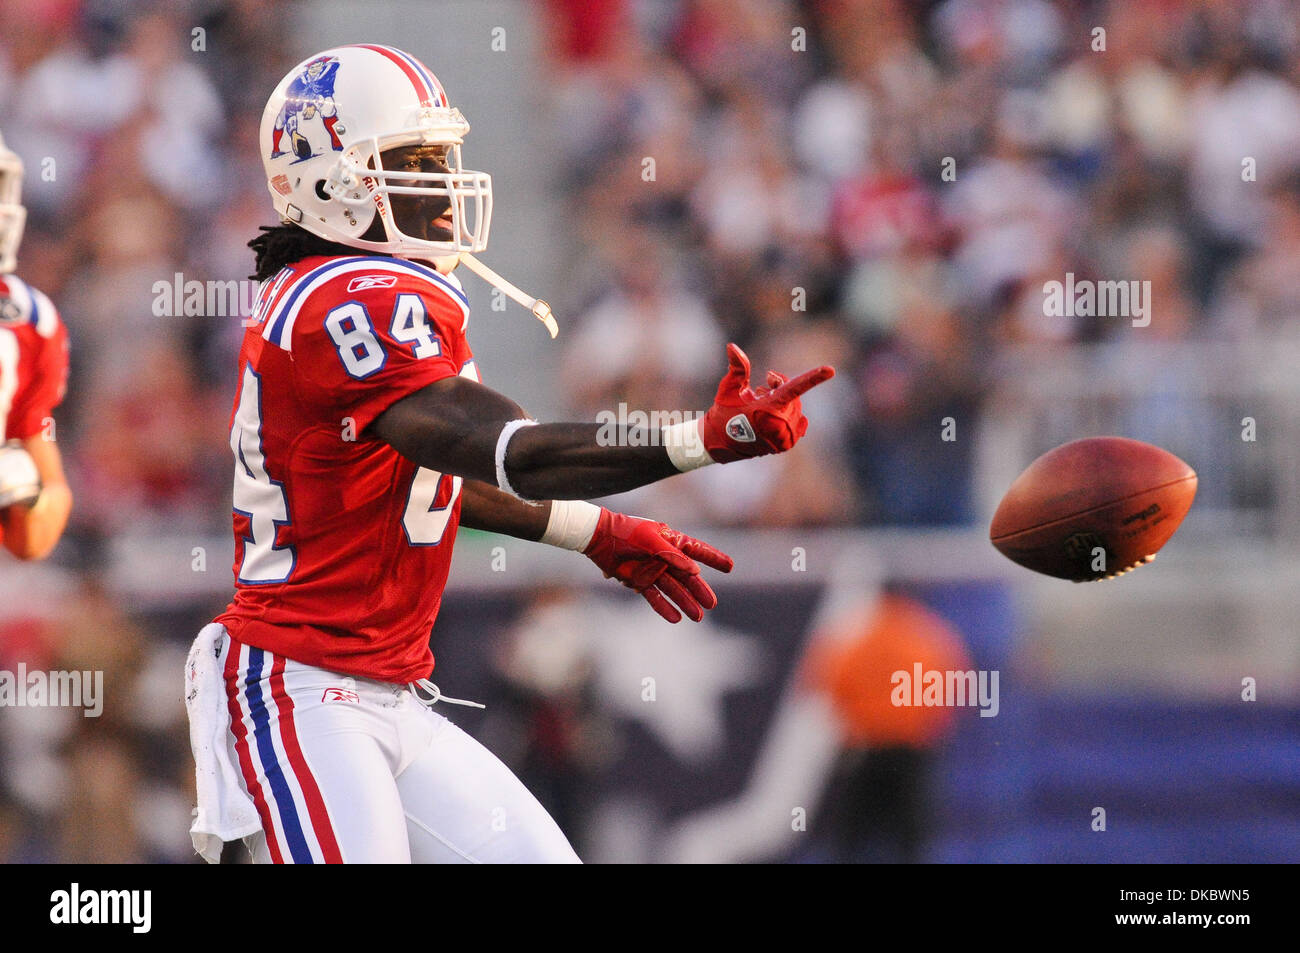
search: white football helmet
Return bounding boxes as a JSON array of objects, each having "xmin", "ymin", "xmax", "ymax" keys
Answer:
[
  {"xmin": 0, "ymin": 131, "xmax": 26, "ymax": 275},
  {"xmin": 259, "ymin": 45, "xmax": 492, "ymax": 263}
]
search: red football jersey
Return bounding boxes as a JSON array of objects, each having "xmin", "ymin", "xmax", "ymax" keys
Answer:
[
  {"xmin": 0, "ymin": 274, "xmax": 69, "ymax": 441},
  {"xmin": 215, "ymin": 255, "xmax": 479, "ymax": 683}
]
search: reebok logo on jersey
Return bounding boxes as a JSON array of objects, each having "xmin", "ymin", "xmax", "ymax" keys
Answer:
[
  {"xmin": 346, "ymin": 274, "xmax": 399, "ymax": 292},
  {"xmin": 725, "ymin": 414, "xmax": 757, "ymax": 442},
  {"xmin": 322, "ymin": 687, "xmax": 360, "ymax": 704}
]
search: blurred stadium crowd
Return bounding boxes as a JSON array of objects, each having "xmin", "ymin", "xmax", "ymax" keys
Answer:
[
  {"xmin": 1, "ymin": 0, "xmax": 1297, "ymax": 862},
  {"xmin": 551, "ymin": 0, "xmax": 1300, "ymax": 530}
]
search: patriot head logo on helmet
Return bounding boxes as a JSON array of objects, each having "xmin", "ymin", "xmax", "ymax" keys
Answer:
[{"xmin": 270, "ymin": 54, "xmax": 345, "ymax": 162}]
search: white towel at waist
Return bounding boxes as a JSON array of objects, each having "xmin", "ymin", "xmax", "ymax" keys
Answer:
[{"xmin": 185, "ymin": 622, "xmax": 261, "ymax": 863}]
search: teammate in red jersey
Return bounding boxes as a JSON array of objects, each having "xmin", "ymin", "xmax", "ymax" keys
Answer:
[
  {"xmin": 185, "ymin": 46, "xmax": 833, "ymax": 864},
  {"xmin": 0, "ymin": 131, "xmax": 72, "ymax": 562}
]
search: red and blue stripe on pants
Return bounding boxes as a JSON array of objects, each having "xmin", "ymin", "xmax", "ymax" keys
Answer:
[{"xmin": 223, "ymin": 636, "xmax": 343, "ymax": 863}]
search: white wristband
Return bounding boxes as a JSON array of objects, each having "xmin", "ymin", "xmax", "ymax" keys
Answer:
[
  {"xmin": 540, "ymin": 499, "xmax": 602, "ymax": 551},
  {"xmin": 662, "ymin": 418, "xmax": 715, "ymax": 472},
  {"xmin": 495, "ymin": 418, "xmax": 540, "ymax": 501}
]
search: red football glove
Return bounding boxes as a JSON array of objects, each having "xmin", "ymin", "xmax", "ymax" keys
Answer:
[
  {"xmin": 699, "ymin": 344, "xmax": 835, "ymax": 463},
  {"xmin": 583, "ymin": 509, "xmax": 734, "ymax": 623}
]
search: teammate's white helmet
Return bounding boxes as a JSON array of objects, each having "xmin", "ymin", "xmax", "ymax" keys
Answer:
[
  {"xmin": 259, "ymin": 45, "xmax": 492, "ymax": 262},
  {"xmin": 0, "ymin": 131, "xmax": 26, "ymax": 275}
]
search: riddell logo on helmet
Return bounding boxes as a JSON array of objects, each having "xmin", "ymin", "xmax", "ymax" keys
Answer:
[
  {"xmin": 726, "ymin": 414, "xmax": 756, "ymax": 442},
  {"xmin": 361, "ymin": 172, "xmax": 389, "ymax": 218},
  {"xmin": 271, "ymin": 174, "xmax": 292, "ymax": 196}
]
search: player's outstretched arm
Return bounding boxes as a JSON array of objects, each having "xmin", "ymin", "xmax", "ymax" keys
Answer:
[
  {"xmin": 370, "ymin": 343, "xmax": 835, "ymax": 502},
  {"xmin": 459, "ymin": 479, "xmax": 734, "ymax": 623},
  {"xmin": 0, "ymin": 436, "xmax": 72, "ymax": 561},
  {"xmin": 375, "ymin": 343, "xmax": 828, "ymax": 622}
]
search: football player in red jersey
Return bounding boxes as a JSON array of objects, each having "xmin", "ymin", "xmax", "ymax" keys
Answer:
[
  {"xmin": 0, "ymin": 130, "xmax": 72, "ymax": 562},
  {"xmin": 185, "ymin": 46, "xmax": 833, "ymax": 864}
]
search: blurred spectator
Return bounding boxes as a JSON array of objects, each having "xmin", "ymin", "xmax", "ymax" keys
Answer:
[
  {"xmin": 801, "ymin": 593, "xmax": 972, "ymax": 863},
  {"xmin": 562, "ymin": 229, "xmax": 724, "ymax": 416},
  {"xmin": 480, "ymin": 588, "xmax": 617, "ymax": 848},
  {"xmin": 1214, "ymin": 172, "xmax": 1300, "ymax": 341},
  {"xmin": 54, "ymin": 727, "xmax": 149, "ymax": 863}
]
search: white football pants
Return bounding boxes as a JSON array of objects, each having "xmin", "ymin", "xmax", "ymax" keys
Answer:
[{"xmin": 213, "ymin": 626, "xmax": 580, "ymax": 864}]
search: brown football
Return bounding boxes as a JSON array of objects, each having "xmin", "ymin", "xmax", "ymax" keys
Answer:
[{"xmin": 990, "ymin": 437, "xmax": 1197, "ymax": 581}]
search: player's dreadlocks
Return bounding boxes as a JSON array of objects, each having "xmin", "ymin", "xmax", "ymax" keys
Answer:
[{"xmin": 248, "ymin": 223, "xmax": 367, "ymax": 281}]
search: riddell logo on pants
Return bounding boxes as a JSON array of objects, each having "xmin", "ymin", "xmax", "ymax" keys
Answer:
[{"xmin": 322, "ymin": 687, "xmax": 360, "ymax": 703}]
